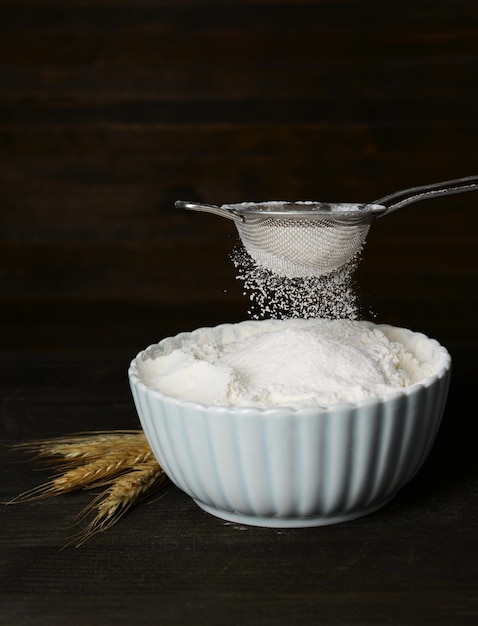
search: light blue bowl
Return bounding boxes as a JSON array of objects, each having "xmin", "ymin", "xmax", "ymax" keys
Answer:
[{"xmin": 129, "ymin": 321, "xmax": 451, "ymax": 527}]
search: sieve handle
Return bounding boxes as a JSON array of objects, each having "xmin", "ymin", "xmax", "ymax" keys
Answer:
[
  {"xmin": 374, "ymin": 175, "xmax": 478, "ymax": 217},
  {"xmin": 175, "ymin": 200, "xmax": 244, "ymax": 223}
]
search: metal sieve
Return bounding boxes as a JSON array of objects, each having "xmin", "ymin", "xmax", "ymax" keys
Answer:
[{"xmin": 176, "ymin": 175, "xmax": 478, "ymax": 278}]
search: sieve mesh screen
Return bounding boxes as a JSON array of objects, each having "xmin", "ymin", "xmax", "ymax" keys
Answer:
[{"xmin": 236, "ymin": 218, "xmax": 372, "ymax": 278}]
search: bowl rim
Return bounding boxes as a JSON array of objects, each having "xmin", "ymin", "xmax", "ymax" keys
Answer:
[{"xmin": 128, "ymin": 319, "xmax": 452, "ymax": 415}]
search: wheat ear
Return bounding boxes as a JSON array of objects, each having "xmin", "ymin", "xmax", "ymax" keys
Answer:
[
  {"xmin": 13, "ymin": 431, "xmax": 146, "ymax": 464},
  {"xmin": 70, "ymin": 461, "xmax": 168, "ymax": 547},
  {"xmin": 8, "ymin": 431, "xmax": 155, "ymax": 502},
  {"xmin": 7, "ymin": 431, "xmax": 170, "ymax": 545}
]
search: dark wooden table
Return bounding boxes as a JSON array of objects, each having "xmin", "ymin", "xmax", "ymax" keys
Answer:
[{"xmin": 1, "ymin": 346, "xmax": 477, "ymax": 626}]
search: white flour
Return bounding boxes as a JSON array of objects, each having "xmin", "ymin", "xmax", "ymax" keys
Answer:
[
  {"xmin": 137, "ymin": 319, "xmax": 435, "ymax": 408},
  {"xmin": 231, "ymin": 246, "xmax": 362, "ymax": 320}
]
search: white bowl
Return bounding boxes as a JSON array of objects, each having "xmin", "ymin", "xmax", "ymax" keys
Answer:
[{"xmin": 128, "ymin": 320, "xmax": 451, "ymax": 528}]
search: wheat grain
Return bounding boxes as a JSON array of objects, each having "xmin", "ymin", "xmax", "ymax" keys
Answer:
[
  {"xmin": 50, "ymin": 440, "xmax": 155, "ymax": 471},
  {"xmin": 53, "ymin": 456, "xmax": 142, "ymax": 492},
  {"xmin": 45, "ymin": 432, "xmax": 147, "ymax": 461}
]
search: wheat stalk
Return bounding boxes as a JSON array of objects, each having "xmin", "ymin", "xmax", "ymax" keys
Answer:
[{"xmin": 8, "ymin": 430, "xmax": 169, "ymax": 546}]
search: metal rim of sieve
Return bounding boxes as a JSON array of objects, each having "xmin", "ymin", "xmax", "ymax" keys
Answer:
[
  {"xmin": 176, "ymin": 200, "xmax": 388, "ymax": 224},
  {"xmin": 223, "ymin": 201, "xmax": 387, "ymax": 222}
]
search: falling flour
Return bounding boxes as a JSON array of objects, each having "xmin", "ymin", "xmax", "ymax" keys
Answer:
[
  {"xmin": 137, "ymin": 319, "xmax": 435, "ymax": 408},
  {"xmin": 231, "ymin": 246, "xmax": 363, "ymax": 320}
]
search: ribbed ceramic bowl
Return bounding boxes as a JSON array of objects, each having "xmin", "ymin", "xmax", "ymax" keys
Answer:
[{"xmin": 128, "ymin": 320, "xmax": 451, "ymax": 528}]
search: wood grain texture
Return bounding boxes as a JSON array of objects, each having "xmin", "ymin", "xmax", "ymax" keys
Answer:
[{"xmin": 0, "ymin": 0, "xmax": 477, "ymax": 357}]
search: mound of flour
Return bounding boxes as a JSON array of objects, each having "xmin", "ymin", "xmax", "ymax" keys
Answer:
[{"xmin": 137, "ymin": 319, "xmax": 435, "ymax": 408}]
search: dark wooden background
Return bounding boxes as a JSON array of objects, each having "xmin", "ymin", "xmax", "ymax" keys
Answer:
[{"xmin": 1, "ymin": 0, "xmax": 477, "ymax": 366}]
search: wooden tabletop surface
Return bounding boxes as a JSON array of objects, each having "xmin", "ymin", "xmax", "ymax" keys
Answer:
[{"xmin": 1, "ymin": 349, "xmax": 477, "ymax": 625}]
